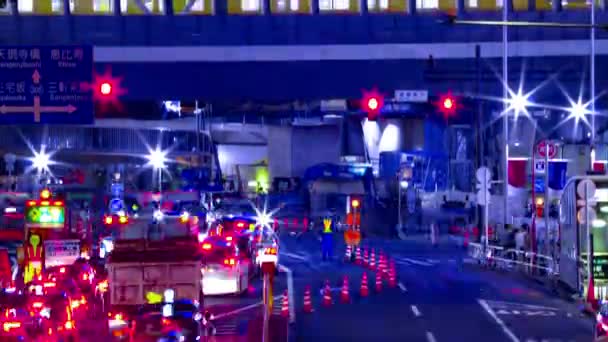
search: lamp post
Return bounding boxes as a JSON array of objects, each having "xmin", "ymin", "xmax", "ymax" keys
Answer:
[
  {"xmin": 502, "ymin": 0, "xmax": 509, "ymax": 234},
  {"xmin": 147, "ymin": 148, "xmax": 168, "ymax": 203}
]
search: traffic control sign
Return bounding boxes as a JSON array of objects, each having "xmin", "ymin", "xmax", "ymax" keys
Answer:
[
  {"xmin": 0, "ymin": 46, "xmax": 94, "ymax": 124},
  {"xmin": 537, "ymin": 140, "xmax": 557, "ymax": 159}
]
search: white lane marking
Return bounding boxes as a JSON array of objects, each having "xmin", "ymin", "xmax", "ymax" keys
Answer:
[
  {"xmin": 281, "ymin": 252, "xmax": 308, "ymax": 261},
  {"xmin": 478, "ymin": 299, "xmax": 520, "ymax": 342},
  {"xmin": 403, "ymin": 258, "xmax": 434, "ymax": 266},
  {"xmin": 411, "ymin": 305, "xmax": 422, "ymax": 317},
  {"xmin": 426, "ymin": 331, "xmax": 437, "ymax": 342},
  {"xmin": 398, "ymin": 282, "xmax": 407, "ymax": 292},
  {"xmin": 279, "ymin": 264, "xmax": 296, "ymax": 324},
  {"xmin": 484, "ymin": 299, "xmax": 559, "ymax": 311}
]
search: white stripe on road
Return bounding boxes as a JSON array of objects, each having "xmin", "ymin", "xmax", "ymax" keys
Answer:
[
  {"xmin": 279, "ymin": 264, "xmax": 296, "ymax": 324},
  {"xmin": 281, "ymin": 252, "xmax": 309, "ymax": 261},
  {"xmin": 402, "ymin": 258, "xmax": 434, "ymax": 266},
  {"xmin": 398, "ymin": 282, "xmax": 407, "ymax": 293},
  {"xmin": 410, "ymin": 305, "xmax": 422, "ymax": 317},
  {"xmin": 426, "ymin": 331, "xmax": 437, "ymax": 342},
  {"xmin": 478, "ymin": 299, "xmax": 520, "ymax": 342}
]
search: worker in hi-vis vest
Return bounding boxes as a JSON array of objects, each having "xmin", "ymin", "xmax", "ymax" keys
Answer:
[
  {"xmin": 24, "ymin": 234, "xmax": 43, "ymax": 284},
  {"xmin": 321, "ymin": 217, "xmax": 334, "ymax": 261}
]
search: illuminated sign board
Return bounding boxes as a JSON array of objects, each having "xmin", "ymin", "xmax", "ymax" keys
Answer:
[{"xmin": 25, "ymin": 206, "xmax": 65, "ymax": 227}]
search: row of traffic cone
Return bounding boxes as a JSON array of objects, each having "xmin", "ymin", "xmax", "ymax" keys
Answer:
[
  {"xmin": 347, "ymin": 246, "xmax": 394, "ymax": 278},
  {"xmin": 301, "ymin": 267, "xmax": 398, "ymax": 314}
]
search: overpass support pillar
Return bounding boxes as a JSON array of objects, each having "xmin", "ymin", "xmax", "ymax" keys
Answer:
[{"xmin": 551, "ymin": 0, "xmax": 562, "ymax": 11}]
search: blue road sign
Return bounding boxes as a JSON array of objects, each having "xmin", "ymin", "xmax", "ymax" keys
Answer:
[
  {"xmin": 0, "ymin": 46, "xmax": 93, "ymax": 124},
  {"xmin": 109, "ymin": 198, "xmax": 124, "ymax": 213}
]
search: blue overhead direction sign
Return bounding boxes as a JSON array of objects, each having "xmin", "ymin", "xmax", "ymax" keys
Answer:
[{"xmin": 0, "ymin": 46, "xmax": 93, "ymax": 124}]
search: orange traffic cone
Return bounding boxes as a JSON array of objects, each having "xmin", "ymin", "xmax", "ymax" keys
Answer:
[
  {"xmin": 375, "ymin": 270, "xmax": 383, "ymax": 292},
  {"xmin": 344, "ymin": 245, "xmax": 352, "ymax": 262},
  {"xmin": 281, "ymin": 290, "xmax": 289, "ymax": 318},
  {"xmin": 360, "ymin": 273, "xmax": 369, "ymax": 297},
  {"xmin": 340, "ymin": 276, "xmax": 350, "ymax": 304},
  {"xmin": 363, "ymin": 248, "xmax": 369, "ymax": 268},
  {"xmin": 369, "ymin": 249, "xmax": 376, "ymax": 271},
  {"xmin": 355, "ymin": 247, "xmax": 361, "ymax": 265},
  {"xmin": 322, "ymin": 280, "xmax": 333, "ymax": 307},
  {"xmin": 303, "ymin": 286, "xmax": 313, "ymax": 313}
]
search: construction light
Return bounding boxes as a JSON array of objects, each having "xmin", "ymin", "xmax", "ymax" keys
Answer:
[
  {"xmin": 351, "ymin": 198, "xmax": 360, "ymax": 209},
  {"xmin": 39, "ymin": 189, "xmax": 51, "ymax": 200}
]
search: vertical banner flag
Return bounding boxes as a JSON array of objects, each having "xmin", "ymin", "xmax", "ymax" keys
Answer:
[
  {"xmin": 548, "ymin": 161, "xmax": 568, "ymax": 190},
  {"xmin": 594, "ymin": 162, "xmax": 606, "ymax": 174},
  {"xmin": 508, "ymin": 159, "xmax": 527, "ymax": 188}
]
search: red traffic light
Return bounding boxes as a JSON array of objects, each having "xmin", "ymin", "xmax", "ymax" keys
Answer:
[
  {"xmin": 361, "ymin": 89, "xmax": 384, "ymax": 121},
  {"xmin": 99, "ymin": 82, "xmax": 112, "ymax": 96},
  {"xmin": 437, "ymin": 92, "xmax": 458, "ymax": 119}
]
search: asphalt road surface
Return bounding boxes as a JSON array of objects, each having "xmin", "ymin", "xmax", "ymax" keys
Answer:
[{"xmin": 276, "ymin": 231, "xmax": 593, "ymax": 342}]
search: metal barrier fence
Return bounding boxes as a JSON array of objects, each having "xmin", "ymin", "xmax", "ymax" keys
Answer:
[{"xmin": 467, "ymin": 242, "xmax": 558, "ymax": 276}]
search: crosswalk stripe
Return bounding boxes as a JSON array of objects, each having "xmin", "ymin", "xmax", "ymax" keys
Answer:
[{"xmin": 395, "ymin": 258, "xmax": 434, "ymax": 266}]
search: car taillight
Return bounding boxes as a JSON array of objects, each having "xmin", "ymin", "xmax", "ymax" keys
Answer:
[
  {"xmin": 202, "ymin": 243, "xmax": 212, "ymax": 250},
  {"xmin": 43, "ymin": 282, "xmax": 56, "ymax": 288},
  {"xmin": 97, "ymin": 280, "xmax": 109, "ymax": 293},
  {"xmin": 119, "ymin": 215, "xmax": 128, "ymax": 224},
  {"xmin": 59, "ymin": 267, "xmax": 66, "ymax": 274},
  {"xmin": 264, "ymin": 247, "xmax": 277, "ymax": 255},
  {"xmin": 82, "ymin": 273, "xmax": 89, "ymax": 281},
  {"xmin": 64, "ymin": 321, "xmax": 74, "ymax": 330},
  {"xmin": 104, "ymin": 216, "xmax": 113, "ymax": 225},
  {"xmin": 226, "ymin": 236, "xmax": 233, "ymax": 242},
  {"xmin": 3, "ymin": 322, "xmax": 20, "ymax": 332},
  {"xmin": 223, "ymin": 258, "xmax": 236, "ymax": 266},
  {"xmin": 32, "ymin": 301, "xmax": 43, "ymax": 309},
  {"xmin": 236, "ymin": 221, "xmax": 245, "ymax": 228},
  {"xmin": 70, "ymin": 300, "xmax": 80, "ymax": 309}
]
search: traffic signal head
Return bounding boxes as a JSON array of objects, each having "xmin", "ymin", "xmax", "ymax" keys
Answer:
[
  {"xmin": 361, "ymin": 89, "xmax": 384, "ymax": 121},
  {"xmin": 437, "ymin": 92, "xmax": 458, "ymax": 119},
  {"xmin": 99, "ymin": 82, "xmax": 112, "ymax": 96}
]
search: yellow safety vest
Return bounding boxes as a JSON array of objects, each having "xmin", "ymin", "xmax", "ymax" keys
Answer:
[{"xmin": 323, "ymin": 218, "xmax": 332, "ymax": 233}]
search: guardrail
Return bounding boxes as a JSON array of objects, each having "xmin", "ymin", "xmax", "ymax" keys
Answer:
[{"xmin": 467, "ymin": 242, "xmax": 558, "ymax": 276}]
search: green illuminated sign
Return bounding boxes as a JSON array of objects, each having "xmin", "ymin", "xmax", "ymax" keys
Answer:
[{"xmin": 25, "ymin": 206, "xmax": 65, "ymax": 226}]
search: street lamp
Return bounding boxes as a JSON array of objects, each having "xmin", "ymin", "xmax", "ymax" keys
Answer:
[
  {"xmin": 567, "ymin": 99, "xmax": 590, "ymax": 124},
  {"xmin": 506, "ymin": 90, "xmax": 532, "ymax": 118},
  {"xmin": 146, "ymin": 148, "xmax": 168, "ymax": 202},
  {"xmin": 31, "ymin": 149, "xmax": 51, "ymax": 175}
]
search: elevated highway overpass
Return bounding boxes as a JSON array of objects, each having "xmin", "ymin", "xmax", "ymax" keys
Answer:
[{"xmin": 0, "ymin": 3, "xmax": 606, "ymax": 103}]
